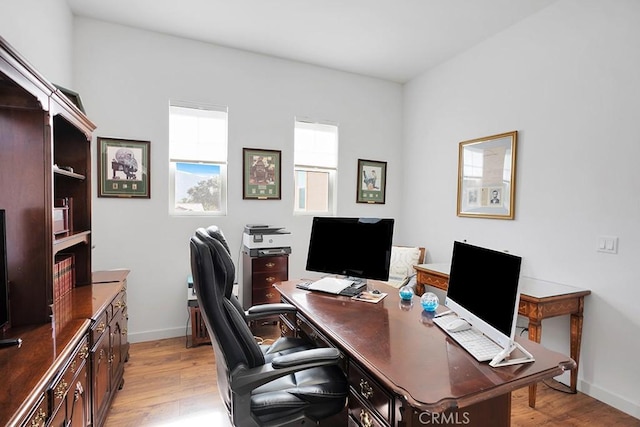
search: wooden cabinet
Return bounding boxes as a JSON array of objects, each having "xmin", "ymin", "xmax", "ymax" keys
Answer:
[
  {"xmin": 91, "ymin": 279, "xmax": 129, "ymax": 427},
  {"xmin": 242, "ymin": 253, "xmax": 288, "ymax": 308},
  {"xmin": 49, "ymin": 334, "xmax": 91, "ymax": 427},
  {"xmin": 0, "ymin": 36, "xmax": 95, "ymax": 328}
]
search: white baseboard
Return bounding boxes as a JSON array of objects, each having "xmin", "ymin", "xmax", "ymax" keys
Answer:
[
  {"xmin": 128, "ymin": 327, "xmax": 187, "ymax": 343},
  {"xmin": 578, "ymin": 379, "xmax": 640, "ymax": 420}
]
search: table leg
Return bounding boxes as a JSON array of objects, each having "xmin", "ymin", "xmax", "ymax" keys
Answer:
[
  {"xmin": 527, "ymin": 319, "xmax": 542, "ymax": 408},
  {"xmin": 570, "ymin": 310, "xmax": 585, "ymax": 393}
]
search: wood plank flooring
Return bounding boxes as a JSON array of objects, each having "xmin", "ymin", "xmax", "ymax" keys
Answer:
[{"xmin": 105, "ymin": 336, "xmax": 640, "ymax": 426}]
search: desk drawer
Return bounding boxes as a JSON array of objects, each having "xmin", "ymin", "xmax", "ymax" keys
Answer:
[
  {"xmin": 279, "ymin": 312, "xmax": 297, "ymax": 338},
  {"xmin": 296, "ymin": 315, "xmax": 332, "ymax": 349},
  {"xmin": 348, "ymin": 390, "xmax": 387, "ymax": 427},
  {"xmin": 349, "ymin": 361, "xmax": 392, "ymax": 425}
]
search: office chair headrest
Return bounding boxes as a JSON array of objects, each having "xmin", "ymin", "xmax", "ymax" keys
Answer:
[{"xmin": 206, "ymin": 225, "xmax": 232, "ymax": 255}]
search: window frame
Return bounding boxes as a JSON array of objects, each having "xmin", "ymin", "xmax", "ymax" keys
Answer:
[
  {"xmin": 169, "ymin": 101, "xmax": 228, "ymax": 216},
  {"xmin": 293, "ymin": 119, "xmax": 339, "ymax": 216}
]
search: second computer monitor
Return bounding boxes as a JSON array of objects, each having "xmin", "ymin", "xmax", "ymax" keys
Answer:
[{"xmin": 444, "ymin": 241, "xmax": 522, "ymax": 350}]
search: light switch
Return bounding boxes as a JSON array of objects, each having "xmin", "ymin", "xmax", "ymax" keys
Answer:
[{"xmin": 597, "ymin": 236, "xmax": 618, "ymax": 254}]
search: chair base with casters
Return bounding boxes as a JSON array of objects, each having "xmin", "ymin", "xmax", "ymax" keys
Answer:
[{"xmin": 190, "ymin": 228, "xmax": 348, "ymax": 426}]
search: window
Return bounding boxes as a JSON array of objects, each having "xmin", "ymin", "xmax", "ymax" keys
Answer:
[
  {"xmin": 169, "ymin": 102, "xmax": 228, "ymax": 215},
  {"xmin": 294, "ymin": 120, "xmax": 338, "ymax": 214}
]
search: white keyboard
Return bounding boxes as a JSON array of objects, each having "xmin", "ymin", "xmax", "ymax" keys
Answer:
[{"xmin": 433, "ymin": 315, "xmax": 503, "ymax": 362}]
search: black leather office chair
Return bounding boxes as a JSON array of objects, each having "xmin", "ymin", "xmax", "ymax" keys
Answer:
[
  {"xmin": 201, "ymin": 226, "xmax": 301, "ymax": 328},
  {"xmin": 190, "ymin": 228, "xmax": 348, "ymax": 426}
]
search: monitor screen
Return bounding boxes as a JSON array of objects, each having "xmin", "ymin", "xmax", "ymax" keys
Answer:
[
  {"xmin": 444, "ymin": 241, "xmax": 522, "ymax": 349},
  {"xmin": 0, "ymin": 210, "xmax": 9, "ymax": 329},
  {"xmin": 306, "ymin": 217, "xmax": 394, "ymax": 281}
]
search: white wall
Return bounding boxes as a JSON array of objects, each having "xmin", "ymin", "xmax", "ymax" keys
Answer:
[
  {"xmin": 72, "ymin": 18, "xmax": 404, "ymax": 342},
  {"xmin": 0, "ymin": 0, "xmax": 74, "ymax": 87},
  {"xmin": 401, "ymin": 0, "xmax": 640, "ymax": 418}
]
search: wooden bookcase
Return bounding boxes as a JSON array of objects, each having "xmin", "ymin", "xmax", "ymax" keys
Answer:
[{"xmin": 0, "ymin": 36, "xmax": 95, "ymax": 327}]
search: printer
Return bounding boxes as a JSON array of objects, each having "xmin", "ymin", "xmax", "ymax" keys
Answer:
[{"xmin": 242, "ymin": 224, "xmax": 292, "ymax": 257}]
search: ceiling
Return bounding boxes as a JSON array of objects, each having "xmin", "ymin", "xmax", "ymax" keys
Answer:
[{"xmin": 66, "ymin": 0, "xmax": 557, "ymax": 83}]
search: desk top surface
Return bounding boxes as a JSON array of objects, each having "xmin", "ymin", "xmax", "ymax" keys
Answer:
[{"xmin": 275, "ymin": 280, "xmax": 575, "ymax": 411}]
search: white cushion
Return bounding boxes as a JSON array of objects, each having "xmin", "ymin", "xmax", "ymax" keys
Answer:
[{"xmin": 386, "ymin": 246, "xmax": 422, "ymax": 288}]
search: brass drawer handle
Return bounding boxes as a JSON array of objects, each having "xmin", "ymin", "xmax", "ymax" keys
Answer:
[
  {"xmin": 360, "ymin": 379, "xmax": 374, "ymax": 399},
  {"xmin": 74, "ymin": 381, "xmax": 84, "ymax": 401},
  {"xmin": 265, "ymin": 262, "xmax": 276, "ymax": 268},
  {"xmin": 265, "ymin": 292, "xmax": 274, "ymax": 299},
  {"xmin": 31, "ymin": 408, "xmax": 46, "ymax": 426},
  {"xmin": 55, "ymin": 379, "xmax": 68, "ymax": 400},
  {"xmin": 79, "ymin": 344, "xmax": 89, "ymax": 360},
  {"xmin": 265, "ymin": 276, "xmax": 276, "ymax": 283},
  {"xmin": 360, "ymin": 409, "xmax": 373, "ymax": 427}
]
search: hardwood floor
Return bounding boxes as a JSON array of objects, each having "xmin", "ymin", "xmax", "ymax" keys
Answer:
[{"xmin": 105, "ymin": 335, "xmax": 639, "ymax": 426}]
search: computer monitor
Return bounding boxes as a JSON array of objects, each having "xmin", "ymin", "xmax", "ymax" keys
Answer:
[
  {"xmin": 444, "ymin": 241, "xmax": 522, "ymax": 350},
  {"xmin": 305, "ymin": 217, "xmax": 394, "ymax": 281}
]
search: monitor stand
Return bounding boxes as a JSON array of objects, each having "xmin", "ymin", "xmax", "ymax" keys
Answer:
[
  {"xmin": 345, "ymin": 277, "xmax": 367, "ymax": 290},
  {"xmin": 489, "ymin": 340, "xmax": 535, "ymax": 368}
]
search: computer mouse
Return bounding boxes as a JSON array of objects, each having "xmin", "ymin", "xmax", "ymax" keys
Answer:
[
  {"xmin": 372, "ymin": 289, "xmax": 381, "ymax": 294},
  {"xmin": 445, "ymin": 318, "xmax": 471, "ymax": 333}
]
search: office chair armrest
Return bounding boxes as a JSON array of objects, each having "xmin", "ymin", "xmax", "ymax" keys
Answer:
[
  {"xmin": 245, "ymin": 303, "xmax": 296, "ymax": 321},
  {"xmin": 231, "ymin": 348, "xmax": 342, "ymax": 395},
  {"xmin": 271, "ymin": 347, "xmax": 341, "ymax": 368}
]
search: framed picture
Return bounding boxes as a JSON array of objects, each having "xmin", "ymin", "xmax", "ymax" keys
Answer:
[
  {"xmin": 243, "ymin": 148, "xmax": 281, "ymax": 200},
  {"xmin": 457, "ymin": 131, "xmax": 518, "ymax": 219},
  {"xmin": 54, "ymin": 84, "xmax": 85, "ymax": 113},
  {"xmin": 357, "ymin": 159, "xmax": 387, "ymax": 204},
  {"xmin": 97, "ymin": 137, "xmax": 151, "ymax": 198}
]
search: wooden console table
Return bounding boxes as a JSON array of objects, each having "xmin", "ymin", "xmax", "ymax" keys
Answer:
[{"xmin": 414, "ymin": 264, "xmax": 591, "ymax": 408}]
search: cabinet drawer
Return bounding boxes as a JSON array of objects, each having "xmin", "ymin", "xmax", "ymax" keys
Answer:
[
  {"xmin": 252, "ymin": 271, "xmax": 288, "ymax": 288},
  {"xmin": 112, "ymin": 290, "xmax": 127, "ymax": 315},
  {"xmin": 19, "ymin": 394, "xmax": 48, "ymax": 427},
  {"xmin": 92, "ymin": 310, "xmax": 109, "ymax": 344},
  {"xmin": 348, "ymin": 361, "xmax": 392, "ymax": 425},
  {"xmin": 252, "ymin": 287, "xmax": 281, "ymax": 305},
  {"xmin": 49, "ymin": 334, "xmax": 90, "ymax": 416},
  {"xmin": 252, "ymin": 256, "xmax": 288, "ymax": 273}
]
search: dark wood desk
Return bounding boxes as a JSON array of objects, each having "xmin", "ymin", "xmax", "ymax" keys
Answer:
[
  {"xmin": 414, "ymin": 264, "xmax": 591, "ymax": 408},
  {"xmin": 275, "ymin": 281, "xmax": 575, "ymax": 427}
]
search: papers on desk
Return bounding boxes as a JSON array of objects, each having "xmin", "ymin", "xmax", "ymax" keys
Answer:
[{"xmin": 307, "ymin": 277, "xmax": 354, "ymax": 294}]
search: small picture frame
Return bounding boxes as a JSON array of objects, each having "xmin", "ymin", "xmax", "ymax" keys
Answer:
[
  {"xmin": 243, "ymin": 148, "xmax": 282, "ymax": 200},
  {"xmin": 97, "ymin": 137, "xmax": 151, "ymax": 198},
  {"xmin": 357, "ymin": 159, "xmax": 387, "ymax": 204},
  {"xmin": 54, "ymin": 84, "xmax": 85, "ymax": 113}
]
